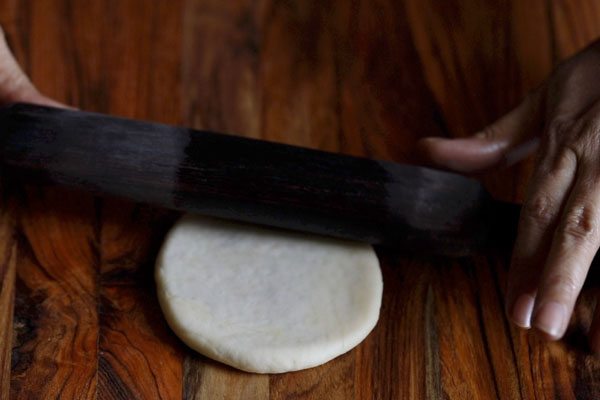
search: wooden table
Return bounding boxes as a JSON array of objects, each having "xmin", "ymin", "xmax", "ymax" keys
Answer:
[{"xmin": 1, "ymin": 0, "xmax": 600, "ymax": 398}]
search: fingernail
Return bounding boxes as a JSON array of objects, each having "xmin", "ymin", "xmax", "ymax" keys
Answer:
[
  {"xmin": 533, "ymin": 301, "xmax": 567, "ymax": 339},
  {"xmin": 511, "ymin": 294, "xmax": 535, "ymax": 328}
]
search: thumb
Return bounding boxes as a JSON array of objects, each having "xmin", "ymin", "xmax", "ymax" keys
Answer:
[
  {"xmin": 0, "ymin": 26, "xmax": 67, "ymax": 108},
  {"xmin": 417, "ymin": 92, "xmax": 541, "ymax": 173}
]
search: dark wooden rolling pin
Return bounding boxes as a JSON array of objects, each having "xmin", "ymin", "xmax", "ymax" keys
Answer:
[{"xmin": 0, "ymin": 103, "xmax": 521, "ymax": 256}]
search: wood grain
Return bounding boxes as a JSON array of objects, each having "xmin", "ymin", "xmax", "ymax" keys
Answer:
[
  {"xmin": 98, "ymin": 201, "xmax": 184, "ymax": 400},
  {"xmin": 0, "ymin": 195, "xmax": 16, "ymax": 400},
  {"xmin": 184, "ymin": 356, "xmax": 269, "ymax": 400},
  {"xmin": 2, "ymin": 0, "xmax": 187, "ymax": 399},
  {"xmin": 12, "ymin": 187, "xmax": 98, "ymax": 399},
  {"xmin": 2, "ymin": 0, "xmax": 600, "ymax": 399}
]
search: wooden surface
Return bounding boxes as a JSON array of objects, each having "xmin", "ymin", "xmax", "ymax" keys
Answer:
[{"xmin": 1, "ymin": 0, "xmax": 600, "ymax": 398}]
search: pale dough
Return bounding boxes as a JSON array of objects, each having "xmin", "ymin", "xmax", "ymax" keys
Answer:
[{"xmin": 155, "ymin": 214, "xmax": 383, "ymax": 373}]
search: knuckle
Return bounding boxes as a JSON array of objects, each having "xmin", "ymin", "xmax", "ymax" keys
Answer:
[
  {"xmin": 522, "ymin": 194, "xmax": 556, "ymax": 226},
  {"xmin": 547, "ymin": 119, "xmax": 574, "ymax": 138},
  {"xmin": 535, "ymin": 146, "xmax": 578, "ymax": 181},
  {"xmin": 533, "ymin": 139, "xmax": 554, "ymax": 168},
  {"xmin": 571, "ymin": 138, "xmax": 598, "ymax": 160},
  {"xmin": 544, "ymin": 273, "xmax": 581, "ymax": 298},
  {"xmin": 581, "ymin": 118, "xmax": 600, "ymax": 137},
  {"xmin": 480, "ymin": 124, "xmax": 502, "ymax": 140},
  {"xmin": 553, "ymin": 146, "xmax": 578, "ymax": 170},
  {"xmin": 558, "ymin": 205, "xmax": 599, "ymax": 244}
]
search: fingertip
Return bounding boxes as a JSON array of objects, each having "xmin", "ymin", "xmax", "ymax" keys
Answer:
[
  {"xmin": 35, "ymin": 96, "xmax": 75, "ymax": 109},
  {"xmin": 13, "ymin": 92, "xmax": 74, "ymax": 110},
  {"xmin": 416, "ymin": 136, "xmax": 469, "ymax": 170},
  {"xmin": 508, "ymin": 293, "xmax": 535, "ymax": 329},
  {"xmin": 417, "ymin": 135, "xmax": 507, "ymax": 172},
  {"xmin": 531, "ymin": 301, "xmax": 568, "ymax": 341},
  {"xmin": 416, "ymin": 136, "xmax": 445, "ymax": 163},
  {"xmin": 416, "ymin": 136, "xmax": 445, "ymax": 153},
  {"xmin": 532, "ymin": 327, "xmax": 561, "ymax": 342}
]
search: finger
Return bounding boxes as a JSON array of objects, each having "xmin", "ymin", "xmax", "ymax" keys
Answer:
[
  {"xmin": 0, "ymin": 26, "xmax": 39, "ymax": 103},
  {"xmin": 506, "ymin": 145, "xmax": 577, "ymax": 329},
  {"xmin": 417, "ymin": 92, "xmax": 541, "ymax": 172},
  {"xmin": 20, "ymin": 93, "xmax": 70, "ymax": 108},
  {"xmin": 547, "ymin": 52, "xmax": 600, "ymax": 120},
  {"xmin": 532, "ymin": 165, "xmax": 600, "ymax": 340},
  {"xmin": 0, "ymin": 26, "xmax": 68, "ymax": 108}
]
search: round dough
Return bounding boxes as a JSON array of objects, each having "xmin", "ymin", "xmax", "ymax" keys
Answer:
[{"xmin": 155, "ymin": 214, "xmax": 382, "ymax": 373}]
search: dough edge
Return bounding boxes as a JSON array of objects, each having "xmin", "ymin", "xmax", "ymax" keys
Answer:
[{"xmin": 155, "ymin": 216, "xmax": 383, "ymax": 374}]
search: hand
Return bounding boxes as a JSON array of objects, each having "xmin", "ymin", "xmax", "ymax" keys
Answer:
[
  {"xmin": 0, "ymin": 25, "xmax": 64, "ymax": 107},
  {"xmin": 418, "ymin": 38, "xmax": 600, "ymax": 350}
]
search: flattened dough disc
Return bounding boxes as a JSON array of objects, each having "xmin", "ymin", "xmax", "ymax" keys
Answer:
[{"xmin": 155, "ymin": 214, "xmax": 383, "ymax": 373}]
